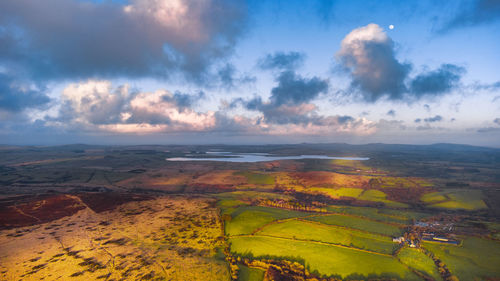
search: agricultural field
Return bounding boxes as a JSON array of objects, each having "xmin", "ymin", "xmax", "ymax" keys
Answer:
[
  {"xmin": 397, "ymin": 247, "xmax": 441, "ymax": 280},
  {"xmin": 229, "ymin": 236, "xmax": 420, "ymax": 280},
  {"xmin": 255, "ymin": 219, "xmax": 397, "ymax": 255},
  {"xmin": 423, "ymin": 237, "xmax": 500, "ymax": 280},
  {"xmin": 305, "ymin": 214, "xmax": 403, "ymax": 236},
  {"xmin": 224, "ymin": 206, "xmax": 310, "ymax": 236},
  {"xmin": 236, "ymin": 264, "xmax": 265, "ymax": 281},
  {"xmin": 421, "ymin": 189, "xmax": 487, "ymax": 210},
  {"xmin": 357, "ymin": 189, "xmax": 409, "ymax": 208},
  {"xmin": 326, "ymin": 205, "xmax": 429, "ymax": 224}
]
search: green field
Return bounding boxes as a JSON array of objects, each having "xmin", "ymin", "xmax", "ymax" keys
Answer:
[
  {"xmin": 226, "ymin": 206, "xmax": 310, "ymax": 236},
  {"xmin": 230, "ymin": 236, "xmax": 420, "ymax": 280},
  {"xmin": 216, "ymin": 191, "xmax": 293, "ymax": 201},
  {"xmin": 237, "ymin": 264, "xmax": 265, "ymax": 281},
  {"xmin": 423, "ymin": 237, "xmax": 500, "ymax": 280},
  {"xmin": 309, "ymin": 187, "xmax": 409, "ymax": 209},
  {"xmin": 398, "ymin": 248, "xmax": 441, "ymax": 280},
  {"xmin": 310, "ymin": 187, "xmax": 364, "ymax": 198},
  {"xmin": 358, "ymin": 189, "xmax": 409, "ymax": 208},
  {"xmin": 421, "ymin": 189, "xmax": 487, "ymax": 210},
  {"xmin": 305, "ymin": 214, "xmax": 403, "ymax": 236},
  {"xmin": 326, "ymin": 205, "xmax": 428, "ymax": 224},
  {"xmin": 256, "ymin": 219, "xmax": 396, "ymax": 254}
]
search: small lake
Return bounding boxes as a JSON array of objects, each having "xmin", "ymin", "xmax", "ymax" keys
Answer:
[{"xmin": 166, "ymin": 152, "xmax": 369, "ymax": 163}]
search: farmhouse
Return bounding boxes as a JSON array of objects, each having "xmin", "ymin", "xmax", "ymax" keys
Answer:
[{"xmin": 392, "ymin": 237, "xmax": 405, "ymax": 243}]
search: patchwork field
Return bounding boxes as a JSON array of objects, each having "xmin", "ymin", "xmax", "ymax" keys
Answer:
[
  {"xmin": 229, "ymin": 236, "xmax": 420, "ymax": 280},
  {"xmin": 423, "ymin": 237, "xmax": 500, "ymax": 280},
  {"xmin": 305, "ymin": 214, "xmax": 403, "ymax": 236},
  {"xmin": 421, "ymin": 189, "xmax": 487, "ymax": 210},
  {"xmin": 397, "ymin": 247, "xmax": 441, "ymax": 280}
]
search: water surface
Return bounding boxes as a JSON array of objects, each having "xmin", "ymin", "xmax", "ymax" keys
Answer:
[{"xmin": 166, "ymin": 152, "xmax": 368, "ymax": 162}]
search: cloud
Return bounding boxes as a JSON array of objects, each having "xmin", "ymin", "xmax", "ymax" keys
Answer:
[
  {"xmin": 424, "ymin": 115, "xmax": 443, "ymax": 123},
  {"xmin": 386, "ymin": 109, "xmax": 396, "ymax": 117},
  {"xmin": 337, "ymin": 23, "xmax": 411, "ymax": 101},
  {"xmin": 469, "ymin": 80, "xmax": 500, "ymax": 92},
  {"xmin": 410, "ymin": 64, "xmax": 465, "ymax": 96},
  {"xmin": 476, "ymin": 116, "xmax": 500, "ymax": 133},
  {"xmin": 337, "ymin": 23, "xmax": 465, "ymax": 103},
  {"xmin": 217, "ymin": 63, "xmax": 255, "ymax": 89},
  {"xmin": 0, "ymin": 0, "xmax": 247, "ymax": 83},
  {"xmin": 269, "ymin": 71, "xmax": 329, "ymax": 106},
  {"xmin": 44, "ymin": 80, "xmax": 376, "ymax": 137},
  {"xmin": 52, "ymin": 80, "xmax": 216, "ymax": 133},
  {"xmin": 441, "ymin": 0, "xmax": 500, "ymax": 32},
  {"xmin": 0, "ymin": 73, "xmax": 50, "ymax": 113},
  {"xmin": 224, "ymin": 67, "xmax": 373, "ymax": 135},
  {"xmin": 231, "ymin": 70, "xmax": 329, "ymax": 125},
  {"xmin": 258, "ymin": 51, "xmax": 306, "ymax": 71}
]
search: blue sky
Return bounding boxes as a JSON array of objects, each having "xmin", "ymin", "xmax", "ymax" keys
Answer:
[{"xmin": 1, "ymin": 0, "xmax": 499, "ymax": 146}]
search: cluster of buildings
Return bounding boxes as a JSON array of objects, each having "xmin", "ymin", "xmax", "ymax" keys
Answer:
[{"xmin": 392, "ymin": 220, "xmax": 461, "ymax": 248}]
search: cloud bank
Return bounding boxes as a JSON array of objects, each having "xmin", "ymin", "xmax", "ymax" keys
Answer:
[{"xmin": 0, "ymin": 0, "xmax": 247, "ymax": 83}]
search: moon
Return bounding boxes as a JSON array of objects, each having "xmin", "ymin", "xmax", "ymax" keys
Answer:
[{"xmin": 389, "ymin": 24, "xmax": 394, "ymax": 30}]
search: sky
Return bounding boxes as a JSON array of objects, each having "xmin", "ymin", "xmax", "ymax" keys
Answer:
[{"xmin": 1, "ymin": 0, "xmax": 500, "ymax": 146}]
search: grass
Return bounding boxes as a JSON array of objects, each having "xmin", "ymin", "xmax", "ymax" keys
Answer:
[
  {"xmin": 326, "ymin": 205, "xmax": 428, "ymax": 224},
  {"xmin": 256, "ymin": 219, "xmax": 396, "ymax": 255},
  {"xmin": 234, "ymin": 171, "xmax": 275, "ymax": 185},
  {"xmin": 237, "ymin": 264, "xmax": 265, "ymax": 281},
  {"xmin": 226, "ymin": 206, "xmax": 310, "ymax": 236},
  {"xmin": 305, "ymin": 214, "xmax": 403, "ymax": 237},
  {"xmin": 217, "ymin": 199, "xmax": 248, "ymax": 208},
  {"xmin": 310, "ymin": 187, "xmax": 364, "ymax": 199},
  {"xmin": 423, "ymin": 236, "xmax": 500, "ymax": 280},
  {"xmin": 216, "ymin": 191, "xmax": 292, "ymax": 201},
  {"xmin": 309, "ymin": 187, "xmax": 409, "ymax": 209},
  {"xmin": 358, "ymin": 189, "xmax": 409, "ymax": 208},
  {"xmin": 229, "ymin": 236, "xmax": 420, "ymax": 280},
  {"xmin": 398, "ymin": 247, "xmax": 441, "ymax": 280},
  {"xmin": 421, "ymin": 189, "xmax": 487, "ymax": 210}
]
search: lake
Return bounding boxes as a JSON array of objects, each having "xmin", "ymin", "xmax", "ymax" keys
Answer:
[{"xmin": 166, "ymin": 152, "xmax": 369, "ymax": 162}]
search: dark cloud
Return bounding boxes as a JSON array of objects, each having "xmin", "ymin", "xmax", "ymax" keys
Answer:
[
  {"xmin": 258, "ymin": 51, "xmax": 306, "ymax": 71},
  {"xmin": 0, "ymin": 73, "xmax": 50, "ymax": 112},
  {"xmin": 337, "ymin": 24, "xmax": 466, "ymax": 103},
  {"xmin": 270, "ymin": 71, "xmax": 328, "ymax": 106},
  {"xmin": 337, "ymin": 24, "xmax": 411, "ymax": 102},
  {"xmin": 0, "ymin": 0, "xmax": 247, "ymax": 84},
  {"xmin": 477, "ymin": 118, "xmax": 500, "ymax": 133},
  {"xmin": 410, "ymin": 64, "xmax": 465, "ymax": 96},
  {"xmin": 477, "ymin": 127, "xmax": 500, "ymax": 133},
  {"xmin": 469, "ymin": 80, "xmax": 500, "ymax": 92},
  {"xmin": 164, "ymin": 91, "xmax": 206, "ymax": 111},
  {"xmin": 230, "ymin": 70, "xmax": 330, "ymax": 125},
  {"xmin": 424, "ymin": 115, "xmax": 443, "ymax": 123},
  {"xmin": 441, "ymin": 0, "xmax": 500, "ymax": 32},
  {"xmin": 217, "ymin": 63, "xmax": 255, "ymax": 89},
  {"xmin": 386, "ymin": 109, "xmax": 396, "ymax": 117}
]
